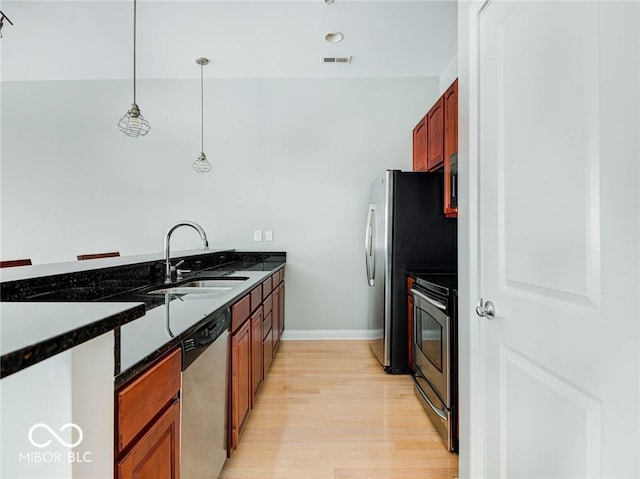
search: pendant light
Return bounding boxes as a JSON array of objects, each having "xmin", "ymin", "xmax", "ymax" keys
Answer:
[
  {"xmin": 117, "ymin": 0, "xmax": 150, "ymax": 137},
  {"xmin": 193, "ymin": 57, "xmax": 212, "ymax": 173}
]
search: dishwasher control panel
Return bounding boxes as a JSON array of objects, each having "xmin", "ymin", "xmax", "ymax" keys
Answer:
[{"xmin": 182, "ymin": 308, "xmax": 231, "ymax": 369}]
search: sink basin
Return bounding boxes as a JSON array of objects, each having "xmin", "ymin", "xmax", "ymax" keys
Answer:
[
  {"xmin": 178, "ymin": 280, "xmax": 248, "ymax": 289},
  {"xmin": 147, "ymin": 277, "xmax": 248, "ymax": 295}
]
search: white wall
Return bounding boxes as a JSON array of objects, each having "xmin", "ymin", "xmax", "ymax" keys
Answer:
[
  {"xmin": 439, "ymin": 54, "xmax": 458, "ymax": 94},
  {"xmin": 1, "ymin": 77, "xmax": 439, "ymax": 332}
]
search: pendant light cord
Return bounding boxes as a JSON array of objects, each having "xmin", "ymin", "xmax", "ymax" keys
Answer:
[
  {"xmin": 133, "ymin": 0, "xmax": 137, "ymax": 105},
  {"xmin": 200, "ymin": 63, "xmax": 204, "ymax": 153}
]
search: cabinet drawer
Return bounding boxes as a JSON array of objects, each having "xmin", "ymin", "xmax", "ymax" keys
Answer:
[
  {"xmin": 263, "ymin": 293, "xmax": 273, "ymax": 316},
  {"xmin": 273, "ymin": 270, "xmax": 282, "ymax": 286},
  {"xmin": 263, "ymin": 312, "xmax": 272, "ymax": 340},
  {"xmin": 250, "ymin": 285, "xmax": 262, "ymax": 313},
  {"xmin": 116, "ymin": 347, "xmax": 181, "ymax": 453},
  {"xmin": 262, "ymin": 276, "xmax": 272, "ymax": 296},
  {"xmin": 232, "ymin": 294, "xmax": 251, "ymax": 332}
]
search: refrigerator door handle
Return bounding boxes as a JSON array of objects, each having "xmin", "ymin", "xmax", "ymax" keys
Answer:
[{"xmin": 365, "ymin": 204, "xmax": 375, "ymax": 287}]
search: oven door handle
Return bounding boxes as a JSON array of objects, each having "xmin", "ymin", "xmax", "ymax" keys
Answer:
[
  {"xmin": 413, "ymin": 375, "xmax": 448, "ymax": 420},
  {"xmin": 410, "ymin": 289, "xmax": 446, "ymax": 311}
]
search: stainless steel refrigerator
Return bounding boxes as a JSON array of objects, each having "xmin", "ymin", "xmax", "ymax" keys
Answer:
[{"xmin": 365, "ymin": 170, "xmax": 457, "ymax": 373}]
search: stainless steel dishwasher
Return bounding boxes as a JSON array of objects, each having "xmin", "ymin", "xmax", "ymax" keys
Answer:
[{"xmin": 181, "ymin": 308, "xmax": 230, "ymax": 479}]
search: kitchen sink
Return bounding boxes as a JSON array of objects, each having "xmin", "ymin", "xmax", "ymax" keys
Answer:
[{"xmin": 147, "ymin": 277, "xmax": 249, "ymax": 295}]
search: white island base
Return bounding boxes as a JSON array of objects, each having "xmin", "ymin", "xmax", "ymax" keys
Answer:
[{"xmin": 1, "ymin": 332, "xmax": 114, "ymax": 478}]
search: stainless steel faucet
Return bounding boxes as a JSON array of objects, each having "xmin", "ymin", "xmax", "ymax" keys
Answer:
[{"xmin": 164, "ymin": 221, "xmax": 209, "ymax": 283}]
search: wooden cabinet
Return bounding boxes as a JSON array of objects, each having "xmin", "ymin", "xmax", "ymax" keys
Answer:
[
  {"xmin": 443, "ymin": 79, "xmax": 459, "ymax": 218},
  {"xmin": 117, "ymin": 399, "xmax": 180, "ymax": 479},
  {"xmin": 412, "ymin": 114, "xmax": 428, "ymax": 172},
  {"xmin": 411, "ymin": 79, "xmax": 459, "ymax": 217},
  {"xmin": 262, "ymin": 276, "xmax": 272, "ymax": 298},
  {"xmin": 273, "ymin": 286, "xmax": 281, "ymax": 350},
  {"xmin": 250, "ymin": 285, "xmax": 262, "ymax": 312},
  {"xmin": 229, "ymin": 267, "xmax": 285, "ymax": 452},
  {"xmin": 262, "ymin": 290, "xmax": 274, "ymax": 372},
  {"xmin": 277, "ymin": 281, "xmax": 285, "ymax": 341},
  {"xmin": 263, "ymin": 310, "xmax": 274, "ymax": 374},
  {"xmin": 231, "ymin": 318, "xmax": 251, "ymax": 450},
  {"xmin": 116, "ymin": 347, "xmax": 181, "ymax": 479},
  {"xmin": 251, "ymin": 306, "xmax": 263, "ymax": 402},
  {"xmin": 427, "ymin": 96, "xmax": 445, "ymax": 171},
  {"xmin": 272, "ymin": 271, "xmax": 285, "ymax": 350},
  {"xmin": 231, "ymin": 294, "xmax": 251, "ymax": 332}
]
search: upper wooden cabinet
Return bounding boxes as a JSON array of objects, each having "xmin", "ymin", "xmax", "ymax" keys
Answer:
[
  {"xmin": 412, "ymin": 114, "xmax": 428, "ymax": 172},
  {"xmin": 411, "ymin": 79, "xmax": 459, "ymax": 217},
  {"xmin": 443, "ymin": 79, "xmax": 458, "ymax": 218},
  {"xmin": 427, "ymin": 96, "xmax": 445, "ymax": 171}
]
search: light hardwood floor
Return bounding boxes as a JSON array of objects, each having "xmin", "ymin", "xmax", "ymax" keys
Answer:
[{"xmin": 220, "ymin": 340, "xmax": 459, "ymax": 479}]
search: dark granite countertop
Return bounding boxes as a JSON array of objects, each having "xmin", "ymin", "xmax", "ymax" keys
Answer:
[
  {"xmin": 115, "ymin": 268, "xmax": 283, "ymax": 386},
  {"xmin": 0, "ymin": 250, "xmax": 285, "ymax": 383},
  {"xmin": 0, "ymin": 248, "xmax": 234, "ymax": 284},
  {"xmin": 0, "ymin": 302, "xmax": 146, "ymax": 379}
]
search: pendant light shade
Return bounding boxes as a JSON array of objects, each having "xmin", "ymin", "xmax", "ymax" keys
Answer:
[
  {"xmin": 118, "ymin": 0, "xmax": 150, "ymax": 137},
  {"xmin": 193, "ymin": 152, "xmax": 212, "ymax": 173},
  {"xmin": 118, "ymin": 103, "xmax": 150, "ymax": 137},
  {"xmin": 193, "ymin": 57, "xmax": 212, "ymax": 173}
]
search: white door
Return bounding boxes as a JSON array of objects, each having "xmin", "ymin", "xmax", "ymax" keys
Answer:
[{"xmin": 473, "ymin": 1, "xmax": 639, "ymax": 477}]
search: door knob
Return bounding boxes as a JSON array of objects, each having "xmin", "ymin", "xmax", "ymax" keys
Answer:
[{"xmin": 476, "ymin": 298, "xmax": 495, "ymax": 320}]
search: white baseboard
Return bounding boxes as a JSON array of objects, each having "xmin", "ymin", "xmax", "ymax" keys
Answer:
[{"xmin": 281, "ymin": 330, "xmax": 375, "ymax": 341}]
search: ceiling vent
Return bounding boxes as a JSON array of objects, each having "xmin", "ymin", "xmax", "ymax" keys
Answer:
[{"xmin": 322, "ymin": 56, "xmax": 352, "ymax": 64}]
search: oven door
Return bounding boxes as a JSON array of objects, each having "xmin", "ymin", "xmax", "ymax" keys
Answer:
[{"xmin": 411, "ymin": 288, "xmax": 451, "ymax": 407}]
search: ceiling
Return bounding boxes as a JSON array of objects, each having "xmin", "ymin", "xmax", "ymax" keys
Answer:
[{"xmin": 1, "ymin": 0, "xmax": 457, "ymax": 81}]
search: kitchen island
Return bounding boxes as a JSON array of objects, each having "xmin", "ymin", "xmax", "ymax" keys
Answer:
[{"xmin": 0, "ymin": 249, "xmax": 286, "ymax": 479}]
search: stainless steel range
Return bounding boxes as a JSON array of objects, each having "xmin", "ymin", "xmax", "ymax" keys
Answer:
[{"xmin": 410, "ymin": 273, "xmax": 458, "ymax": 453}]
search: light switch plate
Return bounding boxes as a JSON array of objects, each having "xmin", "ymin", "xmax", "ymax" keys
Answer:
[
  {"xmin": 265, "ymin": 230, "xmax": 273, "ymax": 241},
  {"xmin": 254, "ymin": 230, "xmax": 262, "ymax": 242}
]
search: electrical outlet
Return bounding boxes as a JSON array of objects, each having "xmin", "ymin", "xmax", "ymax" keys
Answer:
[
  {"xmin": 254, "ymin": 230, "xmax": 262, "ymax": 242},
  {"xmin": 265, "ymin": 230, "xmax": 273, "ymax": 241}
]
